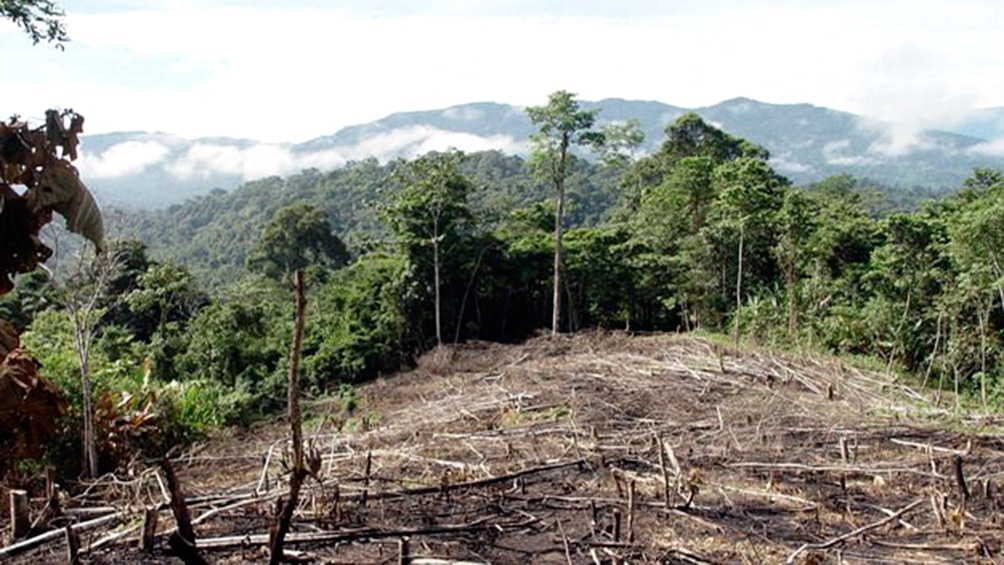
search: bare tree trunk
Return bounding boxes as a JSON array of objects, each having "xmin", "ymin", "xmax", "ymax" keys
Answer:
[
  {"xmin": 270, "ymin": 268, "xmax": 307, "ymax": 565},
  {"xmin": 552, "ymin": 135, "xmax": 569, "ymax": 337},
  {"xmin": 454, "ymin": 243, "xmax": 491, "ymax": 344},
  {"xmin": 979, "ymin": 305, "xmax": 989, "ymax": 412},
  {"xmin": 73, "ymin": 318, "xmax": 98, "ymax": 479},
  {"xmin": 66, "ymin": 251, "xmax": 120, "ymax": 479},
  {"xmin": 733, "ymin": 226, "xmax": 744, "ymax": 347},
  {"xmin": 786, "ymin": 266, "xmax": 797, "ymax": 337},
  {"xmin": 433, "ymin": 234, "xmax": 442, "ymax": 346}
]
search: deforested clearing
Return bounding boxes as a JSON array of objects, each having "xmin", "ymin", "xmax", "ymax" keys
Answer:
[{"xmin": 7, "ymin": 332, "xmax": 1002, "ymax": 564}]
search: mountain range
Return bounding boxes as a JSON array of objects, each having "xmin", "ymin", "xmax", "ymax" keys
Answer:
[{"xmin": 75, "ymin": 98, "xmax": 1004, "ymax": 209}]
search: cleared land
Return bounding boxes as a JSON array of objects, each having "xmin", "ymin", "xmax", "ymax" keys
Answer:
[{"xmin": 3, "ymin": 332, "xmax": 1003, "ymax": 564}]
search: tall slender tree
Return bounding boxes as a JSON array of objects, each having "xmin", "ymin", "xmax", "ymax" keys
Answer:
[
  {"xmin": 384, "ymin": 150, "xmax": 473, "ymax": 345},
  {"xmin": 526, "ymin": 91, "xmax": 603, "ymax": 335}
]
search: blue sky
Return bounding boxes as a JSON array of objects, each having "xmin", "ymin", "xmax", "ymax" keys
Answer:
[{"xmin": 3, "ymin": 0, "xmax": 1003, "ymax": 143}]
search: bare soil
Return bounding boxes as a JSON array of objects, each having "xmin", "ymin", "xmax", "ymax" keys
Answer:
[{"xmin": 3, "ymin": 332, "xmax": 1003, "ymax": 564}]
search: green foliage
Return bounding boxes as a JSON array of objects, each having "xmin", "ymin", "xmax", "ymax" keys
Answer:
[
  {"xmin": 563, "ymin": 226, "xmax": 636, "ymax": 329},
  {"xmin": 174, "ymin": 279, "xmax": 288, "ymax": 420},
  {"xmin": 597, "ymin": 119, "xmax": 645, "ymax": 170},
  {"xmin": 526, "ymin": 91, "xmax": 604, "ymax": 178},
  {"xmin": 20, "ymin": 309, "xmax": 226, "ymax": 463},
  {"xmin": 661, "ymin": 112, "xmax": 769, "ymax": 164},
  {"xmin": 305, "ymin": 252, "xmax": 411, "ymax": 386},
  {"xmin": 0, "ymin": 270, "xmax": 56, "ymax": 331},
  {"xmin": 382, "ymin": 149, "xmax": 475, "ymax": 344},
  {"xmin": 126, "ymin": 153, "xmax": 619, "ymax": 290},
  {"xmin": 247, "ymin": 202, "xmax": 349, "ymax": 282},
  {"xmin": 383, "ymin": 150, "xmax": 474, "ymax": 246},
  {"xmin": 1, "ymin": 0, "xmax": 67, "ymax": 45}
]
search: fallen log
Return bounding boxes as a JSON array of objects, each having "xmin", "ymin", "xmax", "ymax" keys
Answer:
[
  {"xmin": 0, "ymin": 511, "xmax": 122, "ymax": 558},
  {"xmin": 194, "ymin": 517, "xmax": 531, "ymax": 550},
  {"xmin": 334, "ymin": 458, "xmax": 587, "ymax": 503}
]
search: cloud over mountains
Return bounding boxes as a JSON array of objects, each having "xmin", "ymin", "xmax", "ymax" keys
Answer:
[{"xmin": 76, "ymin": 98, "xmax": 1004, "ymax": 209}]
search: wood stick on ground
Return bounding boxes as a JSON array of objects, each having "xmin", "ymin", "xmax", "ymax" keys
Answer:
[
  {"xmin": 362, "ymin": 450, "xmax": 372, "ymax": 507},
  {"xmin": 159, "ymin": 458, "xmax": 196, "ymax": 544},
  {"xmin": 256, "ymin": 442, "xmax": 278, "ymax": 495},
  {"xmin": 626, "ymin": 480, "xmax": 636, "ymax": 544},
  {"xmin": 333, "ymin": 459, "xmax": 586, "ymax": 503},
  {"xmin": 783, "ymin": 498, "xmax": 924, "ymax": 564},
  {"xmin": 195, "ymin": 517, "xmax": 519, "ymax": 550},
  {"xmin": 87, "ymin": 523, "xmax": 143, "ymax": 553},
  {"xmin": 557, "ymin": 519, "xmax": 574, "ymax": 565},
  {"xmin": 0, "ymin": 510, "xmax": 122, "ymax": 559},
  {"xmin": 399, "ymin": 536, "xmax": 410, "ymax": 565},
  {"xmin": 656, "ymin": 434, "xmax": 674, "ymax": 507}
]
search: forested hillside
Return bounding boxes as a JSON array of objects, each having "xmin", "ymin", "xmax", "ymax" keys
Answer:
[{"xmin": 121, "ymin": 150, "xmax": 611, "ymax": 287}]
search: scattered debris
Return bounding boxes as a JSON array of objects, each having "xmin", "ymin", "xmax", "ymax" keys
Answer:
[{"xmin": 2, "ymin": 332, "xmax": 1002, "ymax": 563}]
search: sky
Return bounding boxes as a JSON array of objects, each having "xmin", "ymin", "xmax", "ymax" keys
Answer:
[{"xmin": 2, "ymin": 0, "xmax": 1003, "ymax": 144}]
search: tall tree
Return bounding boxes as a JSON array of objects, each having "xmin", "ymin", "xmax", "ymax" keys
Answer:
[
  {"xmin": 384, "ymin": 150, "xmax": 473, "ymax": 345},
  {"xmin": 526, "ymin": 91, "xmax": 603, "ymax": 335}
]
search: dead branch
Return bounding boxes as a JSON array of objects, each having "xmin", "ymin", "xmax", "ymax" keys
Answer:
[
  {"xmin": 783, "ymin": 498, "xmax": 924, "ymax": 564},
  {"xmin": 159, "ymin": 457, "xmax": 205, "ymax": 565}
]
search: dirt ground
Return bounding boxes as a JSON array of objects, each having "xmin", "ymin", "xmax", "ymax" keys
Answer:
[{"xmin": 3, "ymin": 332, "xmax": 1003, "ymax": 564}]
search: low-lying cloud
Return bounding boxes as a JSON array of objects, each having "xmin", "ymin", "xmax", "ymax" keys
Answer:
[
  {"xmin": 78, "ymin": 140, "xmax": 171, "ymax": 178},
  {"xmin": 968, "ymin": 138, "xmax": 1004, "ymax": 157},
  {"xmin": 822, "ymin": 139, "xmax": 879, "ymax": 167},
  {"xmin": 80, "ymin": 127, "xmax": 525, "ymax": 187}
]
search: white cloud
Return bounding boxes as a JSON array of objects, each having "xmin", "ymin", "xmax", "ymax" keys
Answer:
[
  {"xmin": 968, "ymin": 138, "xmax": 1004, "ymax": 157},
  {"xmin": 770, "ymin": 157, "xmax": 812, "ymax": 175},
  {"xmin": 166, "ymin": 143, "xmax": 246, "ymax": 180},
  {"xmin": 4, "ymin": 1, "xmax": 1004, "ymax": 143},
  {"xmin": 859, "ymin": 120, "xmax": 932, "ymax": 158},
  {"xmin": 822, "ymin": 139, "xmax": 879, "ymax": 166},
  {"xmin": 442, "ymin": 106, "xmax": 485, "ymax": 122},
  {"xmin": 329, "ymin": 126, "xmax": 524, "ymax": 163},
  {"xmin": 133, "ymin": 127, "xmax": 529, "ymax": 183},
  {"xmin": 78, "ymin": 140, "xmax": 170, "ymax": 178}
]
